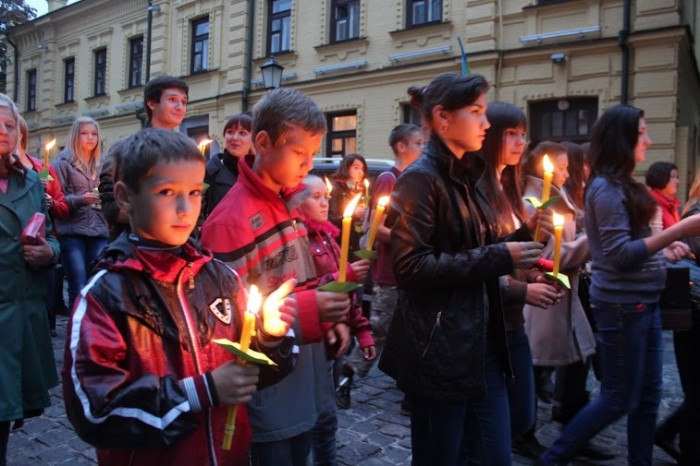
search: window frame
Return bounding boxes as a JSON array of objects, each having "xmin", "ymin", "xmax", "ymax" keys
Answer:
[
  {"xmin": 128, "ymin": 36, "xmax": 144, "ymax": 88},
  {"xmin": 93, "ymin": 47, "xmax": 107, "ymax": 97},
  {"xmin": 26, "ymin": 69, "xmax": 37, "ymax": 111},
  {"xmin": 268, "ymin": 0, "xmax": 292, "ymax": 55},
  {"xmin": 331, "ymin": 0, "xmax": 360, "ymax": 43},
  {"xmin": 191, "ymin": 17, "xmax": 209, "ymax": 74},
  {"xmin": 528, "ymin": 97, "xmax": 598, "ymax": 145},
  {"xmin": 64, "ymin": 57, "xmax": 75, "ymax": 103},
  {"xmin": 406, "ymin": 0, "xmax": 442, "ymax": 28},
  {"xmin": 325, "ymin": 110, "xmax": 357, "ymax": 158}
]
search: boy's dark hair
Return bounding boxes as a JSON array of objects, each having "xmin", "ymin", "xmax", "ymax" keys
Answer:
[
  {"xmin": 223, "ymin": 112, "xmax": 253, "ymax": 136},
  {"xmin": 520, "ymin": 140, "xmax": 567, "ymax": 180},
  {"xmin": 114, "ymin": 128, "xmax": 203, "ymax": 193},
  {"xmin": 252, "ymin": 87, "xmax": 326, "ymax": 145},
  {"xmin": 645, "ymin": 161, "xmax": 678, "ymax": 190},
  {"xmin": 388, "ymin": 124, "xmax": 422, "ymax": 153},
  {"xmin": 334, "ymin": 153, "xmax": 367, "ymax": 181},
  {"xmin": 143, "ymin": 75, "xmax": 189, "ymax": 120}
]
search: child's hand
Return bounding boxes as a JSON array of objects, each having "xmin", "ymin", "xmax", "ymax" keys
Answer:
[
  {"xmin": 262, "ymin": 279, "xmax": 297, "ymax": 337},
  {"xmin": 350, "ymin": 259, "xmax": 371, "ymax": 283},
  {"xmin": 210, "ymin": 360, "xmax": 260, "ymax": 406},
  {"xmin": 325, "ymin": 323, "xmax": 351, "ymax": 358},
  {"xmin": 525, "ymin": 282, "xmax": 563, "ymax": 309},
  {"xmin": 316, "ymin": 291, "xmax": 350, "ymax": 323},
  {"xmin": 362, "ymin": 345, "xmax": 377, "ymax": 361},
  {"xmin": 354, "ymin": 204, "xmax": 367, "ymax": 220}
]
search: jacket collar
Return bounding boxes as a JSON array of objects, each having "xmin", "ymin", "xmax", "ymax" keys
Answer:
[
  {"xmin": 98, "ymin": 233, "xmax": 212, "ymax": 284},
  {"xmin": 237, "ymin": 155, "xmax": 309, "ymax": 211}
]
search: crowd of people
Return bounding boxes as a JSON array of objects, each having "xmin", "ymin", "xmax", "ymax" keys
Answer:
[{"xmin": 0, "ymin": 68, "xmax": 698, "ymax": 466}]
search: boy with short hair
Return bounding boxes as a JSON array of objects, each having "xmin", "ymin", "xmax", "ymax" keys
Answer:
[
  {"xmin": 336, "ymin": 123, "xmax": 424, "ymax": 411},
  {"xmin": 62, "ymin": 128, "xmax": 296, "ymax": 466},
  {"xmin": 201, "ymin": 88, "xmax": 352, "ymax": 465}
]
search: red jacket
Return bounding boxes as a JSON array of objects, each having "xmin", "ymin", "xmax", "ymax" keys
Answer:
[
  {"xmin": 304, "ymin": 217, "xmax": 374, "ymax": 350},
  {"xmin": 61, "ymin": 234, "xmax": 293, "ymax": 465},
  {"xmin": 28, "ymin": 156, "xmax": 69, "ymax": 231},
  {"xmin": 649, "ymin": 188, "xmax": 680, "ymax": 230}
]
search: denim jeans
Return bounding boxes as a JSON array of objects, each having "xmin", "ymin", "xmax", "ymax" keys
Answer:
[
  {"xmin": 250, "ymin": 431, "xmax": 312, "ymax": 466},
  {"xmin": 311, "ymin": 359, "xmax": 338, "ymax": 466},
  {"xmin": 60, "ymin": 235, "xmax": 107, "ymax": 308},
  {"xmin": 411, "ymin": 341, "xmax": 512, "ymax": 466},
  {"xmin": 506, "ymin": 326, "xmax": 536, "ymax": 437},
  {"xmin": 540, "ymin": 301, "xmax": 663, "ymax": 466}
]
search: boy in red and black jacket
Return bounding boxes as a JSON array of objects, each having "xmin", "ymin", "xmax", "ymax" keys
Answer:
[{"xmin": 62, "ymin": 129, "xmax": 296, "ymax": 466}]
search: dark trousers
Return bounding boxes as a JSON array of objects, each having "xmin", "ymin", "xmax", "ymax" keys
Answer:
[
  {"xmin": 552, "ymin": 359, "xmax": 591, "ymax": 425},
  {"xmin": 0, "ymin": 421, "xmax": 9, "ymax": 466}
]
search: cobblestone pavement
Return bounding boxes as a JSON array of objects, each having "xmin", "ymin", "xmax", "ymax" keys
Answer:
[{"xmin": 7, "ymin": 316, "xmax": 682, "ymax": 465}]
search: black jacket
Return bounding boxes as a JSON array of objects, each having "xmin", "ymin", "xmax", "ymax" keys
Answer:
[{"xmin": 378, "ymin": 135, "xmax": 530, "ymax": 401}]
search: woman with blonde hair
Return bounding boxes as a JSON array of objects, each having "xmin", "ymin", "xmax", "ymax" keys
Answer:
[
  {"xmin": 0, "ymin": 93, "xmax": 59, "ymax": 465},
  {"xmin": 53, "ymin": 116, "xmax": 108, "ymax": 309}
]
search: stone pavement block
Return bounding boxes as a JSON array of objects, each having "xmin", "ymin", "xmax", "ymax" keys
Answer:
[
  {"xmin": 17, "ymin": 418, "xmax": 54, "ymax": 435},
  {"xmin": 338, "ymin": 440, "xmax": 382, "ymax": 464},
  {"xmin": 36, "ymin": 428, "xmax": 80, "ymax": 447},
  {"xmin": 365, "ymin": 431, "xmax": 402, "ymax": 448},
  {"xmin": 377, "ymin": 423, "xmax": 409, "ymax": 439}
]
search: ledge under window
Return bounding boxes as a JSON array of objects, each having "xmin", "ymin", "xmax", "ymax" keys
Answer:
[
  {"xmin": 389, "ymin": 20, "xmax": 452, "ymax": 38},
  {"xmin": 315, "ymin": 37, "xmax": 369, "ymax": 52}
]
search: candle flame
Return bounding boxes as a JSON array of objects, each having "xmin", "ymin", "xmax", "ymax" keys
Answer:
[
  {"xmin": 364, "ymin": 179, "xmax": 370, "ymax": 189},
  {"xmin": 198, "ymin": 139, "xmax": 213, "ymax": 152},
  {"xmin": 553, "ymin": 212, "xmax": 565, "ymax": 227},
  {"xmin": 45, "ymin": 139, "xmax": 56, "ymax": 151},
  {"xmin": 343, "ymin": 193, "xmax": 362, "ymax": 218},
  {"xmin": 543, "ymin": 154, "xmax": 553, "ymax": 173},
  {"xmin": 246, "ymin": 285, "xmax": 262, "ymax": 315},
  {"xmin": 377, "ymin": 195, "xmax": 390, "ymax": 208},
  {"xmin": 324, "ymin": 175, "xmax": 333, "ymax": 194}
]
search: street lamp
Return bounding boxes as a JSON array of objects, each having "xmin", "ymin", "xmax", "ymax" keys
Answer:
[{"xmin": 260, "ymin": 57, "xmax": 284, "ymax": 90}]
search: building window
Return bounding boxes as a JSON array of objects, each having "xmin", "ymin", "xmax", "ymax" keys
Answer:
[
  {"xmin": 268, "ymin": 0, "xmax": 291, "ymax": 55},
  {"xmin": 326, "ymin": 111, "xmax": 357, "ymax": 158},
  {"xmin": 191, "ymin": 17, "xmax": 209, "ymax": 74},
  {"xmin": 26, "ymin": 69, "xmax": 37, "ymax": 111},
  {"xmin": 94, "ymin": 48, "xmax": 107, "ymax": 96},
  {"xmin": 407, "ymin": 0, "xmax": 442, "ymax": 27},
  {"xmin": 331, "ymin": 0, "xmax": 359, "ymax": 43},
  {"xmin": 64, "ymin": 58, "xmax": 75, "ymax": 103},
  {"xmin": 403, "ymin": 104, "xmax": 421, "ymax": 126},
  {"xmin": 129, "ymin": 36, "xmax": 144, "ymax": 88},
  {"xmin": 529, "ymin": 97, "xmax": 598, "ymax": 145}
]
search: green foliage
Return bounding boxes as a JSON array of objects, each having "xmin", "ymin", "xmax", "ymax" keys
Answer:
[{"xmin": 0, "ymin": 0, "xmax": 37, "ymax": 93}]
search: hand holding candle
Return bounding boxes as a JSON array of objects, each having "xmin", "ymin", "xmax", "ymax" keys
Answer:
[
  {"xmin": 365, "ymin": 195, "xmax": 390, "ymax": 251},
  {"xmin": 339, "ymin": 193, "xmax": 362, "ymax": 282},
  {"xmin": 534, "ymin": 154, "xmax": 554, "ymax": 242}
]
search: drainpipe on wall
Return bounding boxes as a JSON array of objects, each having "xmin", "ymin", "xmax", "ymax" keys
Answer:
[
  {"xmin": 619, "ymin": 0, "xmax": 631, "ymax": 105},
  {"xmin": 4, "ymin": 33, "xmax": 19, "ymax": 103},
  {"xmin": 242, "ymin": 0, "xmax": 255, "ymax": 113}
]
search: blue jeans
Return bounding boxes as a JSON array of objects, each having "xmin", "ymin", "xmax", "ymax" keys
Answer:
[
  {"xmin": 60, "ymin": 235, "xmax": 107, "ymax": 308},
  {"xmin": 311, "ymin": 359, "xmax": 338, "ymax": 466},
  {"xmin": 540, "ymin": 301, "xmax": 663, "ymax": 465},
  {"xmin": 411, "ymin": 342, "xmax": 511, "ymax": 466},
  {"xmin": 506, "ymin": 327, "xmax": 536, "ymax": 438}
]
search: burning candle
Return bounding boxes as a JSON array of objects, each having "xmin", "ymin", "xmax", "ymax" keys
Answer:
[
  {"xmin": 339, "ymin": 193, "xmax": 362, "ymax": 282},
  {"xmin": 198, "ymin": 139, "xmax": 212, "ymax": 156},
  {"xmin": 43, "ymin": 139, "xmax": 56, "ymax": 167},
  {"xmin": 324, "ymin": 175, "xmax": 333, "ymax": 198},
  {"xmin": 365, "ymin": 195, "xmax": 390, "ymax": 251},
  {"xmin": 222, "ymin": 284, "xmax": 262, "ymax": 451},
  {"xmin": 552, "ymin": 212, "xmax": 564, "ymax": 276},
  {"xmin": 534, "ymin": 154, "xmax": 554, "ymax": 242},
  {"xmin": 363, "ymin": 178, "xmax": 370, "ymax": 200}
]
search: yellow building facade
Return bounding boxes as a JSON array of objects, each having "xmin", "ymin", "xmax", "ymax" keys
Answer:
[{"xmin": 5, "ymin": 0, "xmax": 700, "ymax": 195}]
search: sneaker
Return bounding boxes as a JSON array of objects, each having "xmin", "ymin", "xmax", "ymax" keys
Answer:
[
  {"xmin": 574, "ymin": 441, "xmax": 616, "ymax": 461},
  {"xmin": 400, "ymin": 396, "xmax": 412, "ymax": 416},
  {"xmin": 335, "ymin": 375, "xmax": 352, "ymax": 409},
  {"xmin": 512, "ymin": 433, "xmax": 547, "ymax": 459}
]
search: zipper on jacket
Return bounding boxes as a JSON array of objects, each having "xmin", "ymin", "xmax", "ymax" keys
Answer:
[
  {"xmin": 421, "ymin": 311, "xmax": 442, "ymax": 358},
  {"xmin": 187, "ymin": 261, "xmax": 195, "ymax": 290}
]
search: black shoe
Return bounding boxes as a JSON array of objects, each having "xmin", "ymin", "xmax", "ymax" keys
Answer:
[
  {"xmin": 512, "ymin": 434, "xmax": 547, "ymax": 459},
  {"xmin": 654, "ymin": 430, "xmax": 680, "ymax": 461},
  {"xmin": 400, "ymin": 396, "xmax": 412, "ymax": 416},
  {"xmin": 335, "ymin": 374, "xmax": 352, "ymax": 409},
  {"xmin": 574, "ymin": 441, "xmax": 616, "ymax": 461}
]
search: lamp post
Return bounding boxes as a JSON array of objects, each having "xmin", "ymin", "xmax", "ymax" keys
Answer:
[
  {"xmin": 145, "ymin": 0, "xmax": 161, "ymax": 84},
  {"xmin": 260, "ymin": 57, "xmax": 284, "ymax": 91}
]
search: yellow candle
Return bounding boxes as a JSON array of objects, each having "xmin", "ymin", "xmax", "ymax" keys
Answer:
[
  {"xmin": 534, "ymin": 154, "xmax": 554, "ymax": 242},
  {"xmin": 366, "ymin": 195, "xmax": 390, "ymax": 251},
  {"xmin": 552, "ymin": 213, "xmax": 564, "ymax": 276},
  {"xmin": 339, "ymin": 193, "xmax": 362, "ymax": 282},
  {"xmin": 363, "ymin": 178, "xmax": 370, "ymax": 200},
  {"xmin": 43, "ymin": 139, "xmax": 56, "ymax": 167},
  {"xmin": 223, "ymin": 284, "xmax": 262, "ymax": 450},
  {"xmin": 198, "ymin": 139, "xmax": 212, "ymax": 156}
]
